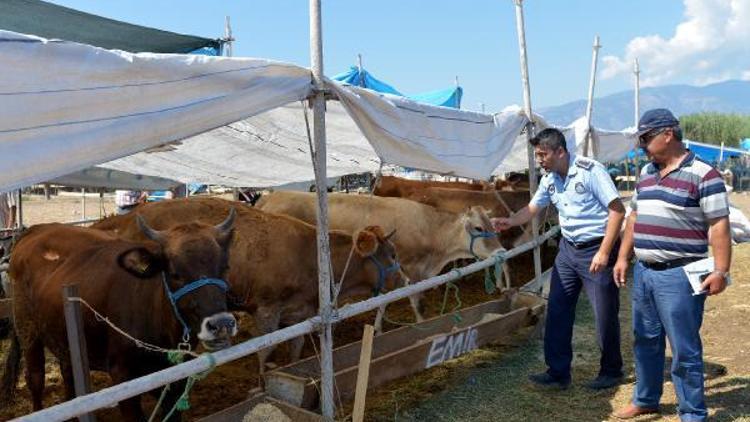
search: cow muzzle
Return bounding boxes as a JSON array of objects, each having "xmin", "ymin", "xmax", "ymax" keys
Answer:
[{"xmin": 198, "ymin": 312, "xmax": 238, "ymax": 350}]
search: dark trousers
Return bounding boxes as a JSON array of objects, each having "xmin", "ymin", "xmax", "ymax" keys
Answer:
[{"xmin": 544, "ymin": 238, "xmax": 623, "ymax": 380}]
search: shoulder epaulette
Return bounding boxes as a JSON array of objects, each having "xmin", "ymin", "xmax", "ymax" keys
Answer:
[{"xmin": 575, "ymin": 158, "xmax": 595, "ymax": 171}]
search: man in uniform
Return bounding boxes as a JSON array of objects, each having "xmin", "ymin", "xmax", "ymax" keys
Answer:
[
  {"xmin": 493, "ymin": 127, "xmax": 625, "ymax": 389},
  {"xmin": 612, "ymin": 109, "xmax": 731, "ymax": 421}
]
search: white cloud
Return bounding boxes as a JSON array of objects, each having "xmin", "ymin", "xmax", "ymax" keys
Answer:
[{"xmin": 602, "ymin": 0, "xmax": 750, "ymax": 87}]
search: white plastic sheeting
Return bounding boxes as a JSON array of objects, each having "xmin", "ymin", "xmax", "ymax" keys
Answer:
[
  {"xmin": 0, "ymin": 30, "xmax": 538, "ymax": 192},
  {"xmin": 0, "ymin": 30, "xmax": 314, "ymax": 193},
  {"xmin": 101, "ymin": 101, "xmax": 384, "ymax": 187},
  {"xmin": 330, "ymin": 83, "xmax": 529, "ymax": 179},
  {"xmin": 493, "ymin": 114, "xmax": 637, "ymax": 175}
]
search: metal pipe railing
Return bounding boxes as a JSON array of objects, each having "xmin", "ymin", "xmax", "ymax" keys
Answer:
[{"xmin": 13, "ymin": 226, "xmax": 560, "ymax": 422}]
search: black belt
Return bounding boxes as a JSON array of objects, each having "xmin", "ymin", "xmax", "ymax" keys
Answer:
[
  {"xmin": 640, "ymin": 257, "xmax": 702, "ymax": 271},
  {"xmin": 566, "ymin": 237, "xmax": 604, "ymax": 249}
]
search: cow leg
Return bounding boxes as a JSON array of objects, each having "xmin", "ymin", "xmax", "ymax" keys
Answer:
[
  {"xmin": 58, "ymin": 358, "xmax": 76, "ymax": 402},
  {"xmin": 503, "ymin": 263, "xmax": 512, "ymax": 290},
  {"xmin": 24, "ymin": 338, "xmax": 45, "ymax": 410},
  {"xmin": 159, "ymin": 379, "xmax": 188, "ymax": 422},
  {"xmin": 408, "ymin": 293, "xmax": 425, "ymax": 323},
  {"xmin": 253, "ymin": 306, "xmax": 281, "ymax": 377},
  {"xmin": 373, "ymin": 305, "xmax": 387, "ymax": 334},
  {"xmin": 109, "ymin": 363, "xmax": 145, "ymax": 422},
  {"xmin": 289, "ymin": 336, "xmax": 305, "ymax": 362}
]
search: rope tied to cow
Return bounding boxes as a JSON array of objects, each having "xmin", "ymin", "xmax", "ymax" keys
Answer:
[{"xmin": 68, "ymin": 297, "xmax": 218, "ymax": 421}]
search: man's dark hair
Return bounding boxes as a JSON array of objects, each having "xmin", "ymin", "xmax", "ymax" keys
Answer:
[{"xmin": 530, "ymin": 128, "xmax": 567, "ymax": 153}]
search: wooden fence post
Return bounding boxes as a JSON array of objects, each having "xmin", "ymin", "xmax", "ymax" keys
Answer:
[
  {"xmin": 352, "ymin": 324, "xmax": 375, "ymax": 422},
  {"xmin": 63, "ymin": 284, "xmax": 96, "ymax": 422}
]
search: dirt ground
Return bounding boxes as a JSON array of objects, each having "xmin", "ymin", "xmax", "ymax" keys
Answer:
[
  {"xmin": 0, "ymin": 193, "xmax": 555, "ymax": 421},
  {"xmin": 377, "ymin": 194, "xmax": 750, "ymax": 422}
]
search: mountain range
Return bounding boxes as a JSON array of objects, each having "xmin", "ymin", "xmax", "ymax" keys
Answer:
[{"xmin": 538, "ymin": 79, "xmax": 750, "ymax": 130}]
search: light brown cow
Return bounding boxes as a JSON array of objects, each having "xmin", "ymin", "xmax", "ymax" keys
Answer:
[
  {"xmin": 373, "ymin": 175, "xmax": 525, "ymax": 199},
  {"xmin": 373, "ymin": 175, "xmax": 487, "ymax": 197},
  {"xmin": 256, "ymin": 191, "xmax": 504, "ymax": 330},
  {"xmin": 404, "ymin": 187, "xmax": 533, "ymax": 249},
  {"xmin": 93, "ymin": 197, "xmax": 404, "ymax": 371},
  {"xmin": 4, "ymin": 214, "xmax": 237, "ymax": 420}
]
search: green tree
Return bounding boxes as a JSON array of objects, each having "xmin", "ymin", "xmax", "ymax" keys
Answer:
[{"xmin": 681, "ymin": 112, "xmax": 750, "ymax": 147}]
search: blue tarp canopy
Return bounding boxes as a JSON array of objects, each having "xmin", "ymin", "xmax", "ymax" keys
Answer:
[
  {"xmin": 332, "ymin": 66, "xmax": 462, "ymax": 108},
  {"xmin": 685, "ymin": 140, "xmax": 747, "ymax": 162},
  {"xmin": 625, "ymin": 140, "xmax": 748, "ymax": 162}
]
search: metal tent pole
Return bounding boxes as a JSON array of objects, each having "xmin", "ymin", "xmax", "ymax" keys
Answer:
[
  {"xmin": 224, "ymin": 16, "xmax": 234, "ymax": 57},
  {"xmin": 357, "ymin": 53, "xmax": 365, "ymax": 87},
  {"xmin": 16, "ymin": 189, "xmax": 22, "ymax": 229},
  {"xmin": 309, "ymin": 0, "xmax": 336, "ymax": 420},
  {"xmin": 634, "ymin": 59, "xmax": 640, "ymax": 128},
  {"xmin": 81, "ymin": 188, "xmax": 86, "ymax": 221},
  {"xmin": 633, "ymin": 58, "xmax": 641, "ymax": 185},
  {"xmin": 513, "ymin": 0, "xmax": 542, "ymax": 286},
  {"xmin": 583, "ymin": 35, "xmax": 601, "ymax": 158}
]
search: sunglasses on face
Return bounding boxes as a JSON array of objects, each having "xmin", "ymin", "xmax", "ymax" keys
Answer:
[{"xmin": 639, "ymin": 128, "xmax": 670, "ymax": 147}]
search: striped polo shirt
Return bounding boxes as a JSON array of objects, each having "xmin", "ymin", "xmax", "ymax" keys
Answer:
[{"xmin": 631, "ymin": 151, "xmax": 729, "ymax": 263}]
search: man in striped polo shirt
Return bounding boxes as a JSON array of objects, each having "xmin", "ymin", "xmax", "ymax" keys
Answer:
[{"xmin": 613, "ymin": 109, "xmax": 731, "ymax": 421}]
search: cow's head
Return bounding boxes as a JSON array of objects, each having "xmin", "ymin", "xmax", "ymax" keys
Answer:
[
  {"xmin": 461, "ymin": 206, "xmax": 504, "ymax": 259},
  {"xmin": 354, "ymin": 225, "xmax": 406, "ymax": 295},
  {"xmin": 131, "ymin": 209, "xmax": 238, "ymax": 350}
]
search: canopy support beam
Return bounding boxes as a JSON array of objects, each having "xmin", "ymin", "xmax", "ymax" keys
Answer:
[
  {"xmin": 513, "ymin": 0, "xmax": 542, "ymax": 288},
  {"xmin": 309, "ymin": 1, "xmax": 336, "ymax": 420}
]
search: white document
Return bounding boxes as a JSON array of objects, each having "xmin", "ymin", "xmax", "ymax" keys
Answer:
[{"xmin": 682, "ymin": 257, "xmax": 731, "ymax": 296}]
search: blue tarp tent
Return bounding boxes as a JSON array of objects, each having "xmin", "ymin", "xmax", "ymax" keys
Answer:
[
  {"xmin": 332, "ymin": 66, "xmax": 462, "ymax": 108},
  {"xmin": 625, "ymin": 140, "xmax": 748, "ymax": 162},
  {"xmin": 685, "ymin": 140, "xmax": 747, "ymax": 162}
]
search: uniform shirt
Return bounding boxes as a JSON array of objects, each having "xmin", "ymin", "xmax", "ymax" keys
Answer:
[
  {"xmin": 631, "ymin": 151, "xmax": 729, "ymax": 263},
  {"xmin": 531, "ymin": 154, "xmax": 620, "ymax": 243}
]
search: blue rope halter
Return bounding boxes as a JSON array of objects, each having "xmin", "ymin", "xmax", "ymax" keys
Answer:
[
  {"xmin": 367, "ymin": 256, "xmax": 401, "ymax": 296},
  {"xmin": 161, "ymin": 273, "xmax": 229, "ymax": 344},
  {"xmin": 469, "ymin": 228, "xmax": 497, "ymax": 258}
]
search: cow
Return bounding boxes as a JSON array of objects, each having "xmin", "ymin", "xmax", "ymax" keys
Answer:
[
  {"xmin": 2, "ymin": 211, "xmax": 237, "ymax": 421},
  {"xmin": 255, "ymin": 191, "xmax": 504, "ymax": 331},
  {"xmin": 92, "ymin": 197, "xmax": 405, "ymax": 372},
  {"xmin": 372, "ymin": 175, "xmax": 487, "ymax": 197},
  {"xmin": 403, "ymin": 187, "xmax": 534, "ymax": 250}
]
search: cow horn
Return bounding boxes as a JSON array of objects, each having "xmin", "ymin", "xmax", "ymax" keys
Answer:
[
  {"xmin": 215, "ymin": 208, "xmax": 236, "ymax": 235},
  {"xmin": 136, "ymin": 215, "xmax": 164, "ymax": 243}
]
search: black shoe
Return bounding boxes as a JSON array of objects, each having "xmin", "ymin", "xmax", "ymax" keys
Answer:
[
  {"xmin": 528, "ymin": 372, "xmax": 571, "ymax": 389},
  {"xmin": 585, "ymin": 374, "xmax": 623, "ymax": 390}
]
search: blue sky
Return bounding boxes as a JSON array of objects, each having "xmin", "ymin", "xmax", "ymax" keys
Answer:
[{"xmin": 46, "ymin": 1, "xmax": 749, "ymax": 112}]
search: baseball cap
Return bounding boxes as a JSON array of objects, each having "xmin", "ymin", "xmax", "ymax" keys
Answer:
[{"xmin": 637, "ymin": 108, "xmax": 679, "ymax": 136}]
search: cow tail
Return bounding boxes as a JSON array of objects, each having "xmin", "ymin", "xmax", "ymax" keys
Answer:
[{"xmin": 0, "ymin": 325, "xmax": 21, "ymax": 405}]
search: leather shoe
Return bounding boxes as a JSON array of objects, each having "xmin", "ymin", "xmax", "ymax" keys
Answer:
[
  {"xmin": 528, "ymin": 372, "xmax": 571, "ymax": 389},
  {"xmin": 611, "ymin": 403, "xmax": 659, "ymax": 419},
  {"xmin": 585, "ymin": 374, "xmax": 623, "ymax": 390}
]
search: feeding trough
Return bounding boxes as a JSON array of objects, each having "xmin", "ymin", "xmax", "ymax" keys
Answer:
[{"xmin": 264, "ymin": 291, "xmax": 545, "ymax": 409}]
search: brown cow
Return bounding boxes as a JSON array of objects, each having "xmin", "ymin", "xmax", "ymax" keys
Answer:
[
  {"xmin": 256, "ymin": 191, "xmax": 503, "ymax": 331},
  {"xmin": 93, "ymin": 197, "xmax": 405, "ymax": 371},
  {"xmin": 373, "ymin": 175, "xmax": 487, "ymax": 197},
  {"xmin": 3, "ymin": 212, "xmax": 237, "ymax": 421}
]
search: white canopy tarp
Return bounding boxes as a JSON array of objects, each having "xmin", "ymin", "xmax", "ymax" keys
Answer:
[
  {"xmin": 0, "ymin": 30, "xmax": 532, "ymax": 192},
  {"xmin": 493, "ymin": 114, "xmax": 636, "ymax": 174}
]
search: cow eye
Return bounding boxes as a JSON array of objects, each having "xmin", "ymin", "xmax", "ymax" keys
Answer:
[{"xmin": 474, "ymin": 226, "xmax": 483, "ymax": 232}]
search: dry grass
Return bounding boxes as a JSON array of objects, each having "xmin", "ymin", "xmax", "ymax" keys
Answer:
[{"xmin": 359, "ymin": 193, "xmax": 750, "ymax": 422}]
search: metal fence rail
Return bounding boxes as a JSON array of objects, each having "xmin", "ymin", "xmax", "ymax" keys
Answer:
[{"xmin": 12, "ymin": 226, "xmax": 560, "ymax": 422}]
